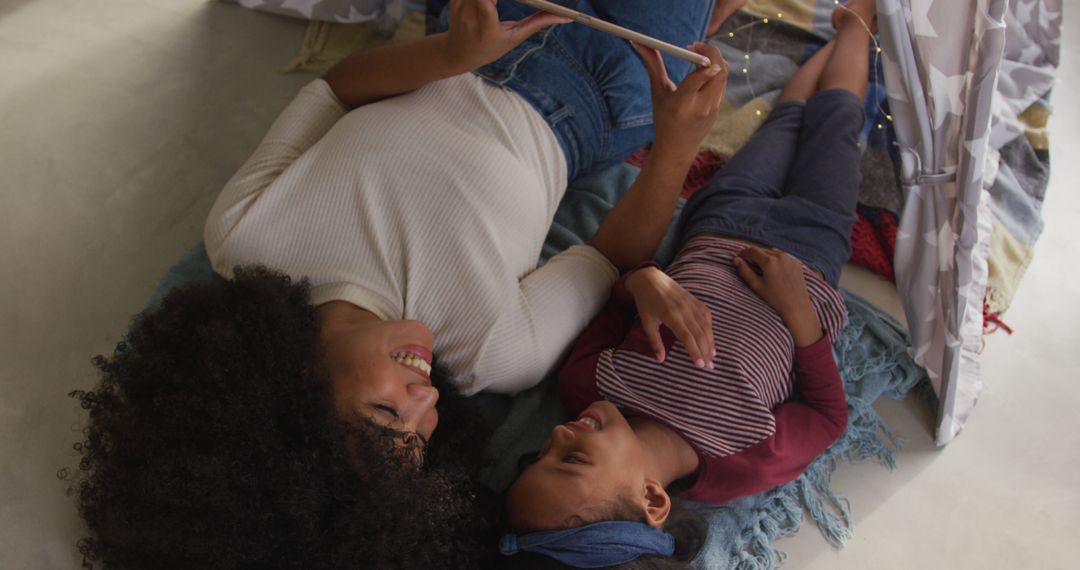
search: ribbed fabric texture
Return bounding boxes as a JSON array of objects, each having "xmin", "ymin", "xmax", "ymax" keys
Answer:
[
  {"xmin": 205, "ymin": 75, "xmax": 618, "ymax": 394},
  {"xmin": 595, "ymin": 235, "xmax": 846, "ymax": 457}
]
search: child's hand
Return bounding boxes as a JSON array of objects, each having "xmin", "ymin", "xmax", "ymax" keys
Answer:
[
  {"xmin": 633, "ymin": 42, "xmax": 728, "ymax": 161},
  {"xmin": 733, "ymin": 246, "xmax": 824, "ymax": 347},
  {"xmin": 444, "ymin": 0, "xmax": 571, "ymax": 72},
  {"xmin": 625, "ymin": 267, "xmax": 715, "ymax": 368}
]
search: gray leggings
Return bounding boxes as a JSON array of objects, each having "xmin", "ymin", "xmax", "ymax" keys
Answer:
[{"xmin": 676, "ymin": 88, "xmax": 865, "ymax": 287}]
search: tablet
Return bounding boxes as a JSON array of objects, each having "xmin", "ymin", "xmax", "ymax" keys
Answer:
[{"xmin": 517, "ymin": 0, "xmax": 712, "ymax": 67}]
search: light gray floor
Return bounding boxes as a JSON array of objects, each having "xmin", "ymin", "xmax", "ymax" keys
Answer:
[{"xmin": 0, "ymin": 1, "xmax": 1075, "ymax": 568}]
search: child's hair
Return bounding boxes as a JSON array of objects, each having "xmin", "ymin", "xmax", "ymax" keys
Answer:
[{"xmin": 505, "ymin": 500, "xmax": 708, "ymax": 569}]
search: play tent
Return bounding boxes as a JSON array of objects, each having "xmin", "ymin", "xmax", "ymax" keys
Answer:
[{"xmin": 877, "ymin": 0, "xmax": 1060, "ymax": 444}]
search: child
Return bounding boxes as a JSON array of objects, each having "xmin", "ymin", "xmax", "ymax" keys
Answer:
[{"xmin": 501, "ymin": 1, "xmax": 878, "ymax": 566}]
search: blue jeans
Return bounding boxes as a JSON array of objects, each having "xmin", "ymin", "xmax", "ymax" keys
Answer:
[
  {"xmin": 440, "ymin": 0, "xmax": 714, "ymax": 179},
  {"xmin": 676, "ymin": 89, "xmax": 865, "ymax": 287}
]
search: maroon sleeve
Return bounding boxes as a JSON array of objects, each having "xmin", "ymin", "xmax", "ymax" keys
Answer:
[
  {"xmin": 681, "ymin": 335, "xmax": 848, "ymax": 504},
  {"xmin": 556, "ymin": 263, "xmax": 657, "ymax": 415}
]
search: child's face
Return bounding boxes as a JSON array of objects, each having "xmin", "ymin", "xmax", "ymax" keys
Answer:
[{"xmin": 506, "ymin": 401, "xmax": 648, "ymax": 530}]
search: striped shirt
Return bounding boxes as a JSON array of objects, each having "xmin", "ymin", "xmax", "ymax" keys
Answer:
[{"xmin": 558, "ymin": 234, "xmax": 849, "ymax": 504}]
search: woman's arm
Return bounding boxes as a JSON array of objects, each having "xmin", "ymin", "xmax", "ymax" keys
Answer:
[
  {"xmin": 588, "ymin": 43, "xmax": 728, "ymax": 272},
  {"xmin": 480, "ymin": 256, "xmax": 713, "ymax": 394},
  {"xmin": 474, "ymin": 245, "xmax": 619, "ymax": 395},
  {"xmin": 323, "ymin": 0, "xmax": 569, "ymax": 108},
  {"xmin": 322, "ymin": 34, "xmax": 466, "ymax": 109},
  {"xmin": 205, "ymin": 80, "xmax": 349, "ymax": 262}
]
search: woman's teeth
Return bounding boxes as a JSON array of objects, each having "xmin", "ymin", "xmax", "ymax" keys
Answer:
[{"xmin": 391, "ymin": 352, "xmax": 432, "ymax": 375}]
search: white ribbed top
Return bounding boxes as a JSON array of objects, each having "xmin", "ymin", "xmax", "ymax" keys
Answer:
[{"xmin": 205, "ymin": 75, "xmax": 618, "ymax": 395}]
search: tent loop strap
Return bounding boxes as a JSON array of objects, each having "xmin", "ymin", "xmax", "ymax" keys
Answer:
[
  {"xmin": 914, "ymin": 172, "xmax": 956, "ymax": 184},
  {"xmin": 896, "ymin": 144, "xmax": 957, "ymax": 186}
]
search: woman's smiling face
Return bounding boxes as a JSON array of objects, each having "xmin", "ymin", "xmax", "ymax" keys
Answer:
[
  {"xmin": 506, "ymin": 401, "xmax": 650, "ymax": 530},
  {"xmin": 322, "ymin": 314, "xmax": 440, "ymax": 455}
]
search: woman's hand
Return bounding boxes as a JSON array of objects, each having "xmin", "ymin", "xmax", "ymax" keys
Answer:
[
  {"xmin": 633, "ymin": 42, "xmax": 729, "ymax": 161},
  {"xmin": 443, "ymin": 0, "xmax": 571, "ymax": 72},
  {"xmin": 323, "ymin": 0, "xmax": 567, "ymax": 108},
  {"xmin": 732, "ymin": 246, "xmax": 824, "ymax": 347},
  {"xmin": 586, "ymin": 43, "xmax": 728, "ymax": 273},
  {"xmin": 625, "ymin": 267, "xmax": 715, "ymax": 368}
]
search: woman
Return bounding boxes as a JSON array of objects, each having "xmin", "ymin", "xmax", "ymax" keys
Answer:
[
  {"xmin": 69, "ymin": 0, "xmax": 731, "ymax": 567},
  {"xmin": 502, "ymin": 1, "xmax": 878, "ymax": 566}
]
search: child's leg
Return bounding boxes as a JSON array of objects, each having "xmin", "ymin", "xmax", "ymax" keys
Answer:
[
  {"xmin": 707, "ymin": 0, "xmax": 749, "ymax": 37},
  {"xmin": 783, "ymin": 0, "xmax": 873, "ymax": 212},
  {"xmin": 697, "ymin": 106, "xmax": 802, "ymax": 203},
  {"xmin": 675, "ymin": 42, "xmax": 840, "ymax": 245},
  {"xmin": 777, "ymin": 42, "xmax": 836, "ymax": 104},
  {"xmin": 685, "ymin": 38, "xmax": 838, "ymax": 210},
  {"xmin": 817, "ymin": 0, "xmax": 875, "ymax": 100},
  {"xmin": 765, "ymin": 0, "xmax": 874, "ymax": 285}
]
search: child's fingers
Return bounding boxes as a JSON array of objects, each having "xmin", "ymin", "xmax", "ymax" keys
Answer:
[
  {"xmin": 663, "ymin": 316, "xmax": 698, "ymax": 367},
  {"xmin": 697, "ymin": 305, "xmax": 716, "ymax": 365},
  {"xmin": 641, "ymin": 315, "xmax": 667, "ymax": 363},
  {"xmin": 738, "ymin": 245, "xmax": 777, "ymax": 268},
  {"xmin": 733, "ymin": 256, "xmax": 765, "ymax": 293},
  {"xmin": 685, "ymin": 300, "xmax": 713, "ymax": 368},
  {"xmin": 674, "ymin": 316, "xmax": 710, "ymax": 368}
]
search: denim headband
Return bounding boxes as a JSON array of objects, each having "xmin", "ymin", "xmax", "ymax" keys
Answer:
[{"xmin": 499, "ymin": 521, "xmax": 676, "ymax": 568}]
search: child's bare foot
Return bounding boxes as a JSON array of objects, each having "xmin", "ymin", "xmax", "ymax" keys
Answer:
[
  {"xmin": 831, "ymin": 0, "xmax": 877, "ymax": 34},
  {"xmin": 707, "ymin": 0, "xmax": 748, "ymax": 36}
]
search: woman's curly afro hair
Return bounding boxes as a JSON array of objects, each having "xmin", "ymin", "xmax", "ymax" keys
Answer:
[{"xmin": 69, "ymin": 267, "xmax": 500, "ymax": 569}]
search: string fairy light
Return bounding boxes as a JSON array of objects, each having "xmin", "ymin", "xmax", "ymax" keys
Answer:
[{"xmin": 722, "ymin": 3, "xmax": 892, "ymax": 126}]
